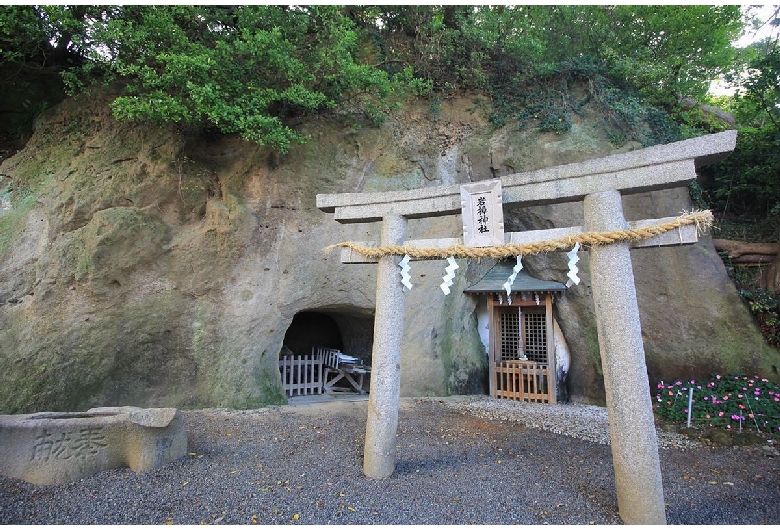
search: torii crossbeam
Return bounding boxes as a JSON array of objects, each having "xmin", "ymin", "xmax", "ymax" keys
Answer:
[{"xmin": 316, "ymin": 130, "xmax": 737, "ymax": 525}]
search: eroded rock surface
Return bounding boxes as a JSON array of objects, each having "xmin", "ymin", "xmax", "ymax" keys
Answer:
[{"xmin": 0, "ymin": 92, "xmax": 776, "ymax": 412}]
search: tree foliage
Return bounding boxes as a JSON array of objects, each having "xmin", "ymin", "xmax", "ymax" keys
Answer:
[
  {"xmin": 343, "ymin": 6, "xmax": 743, "ymax": 103},
  {"xmin": 707, "ymin": 8, "xmax": 780, "ymax": 229},
  {"xmin": 56, "ymin": 5, "xmax": 418, "ymax": 152},
  {"xmin": 0, "ymin": 5, "xmax": 748, "ymax": 152},
  {"xmin": 1, "ymin": 6, "xmax": 421, "ymax": 152}
]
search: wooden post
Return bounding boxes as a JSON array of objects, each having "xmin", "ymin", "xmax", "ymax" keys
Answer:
[
  {"xmin": 487, "ymin": 295, "xmax": 497, "ymax": 398},
  {"xmin": 544, "ymin": 294, "xmax": 557, "ymax": 404}
]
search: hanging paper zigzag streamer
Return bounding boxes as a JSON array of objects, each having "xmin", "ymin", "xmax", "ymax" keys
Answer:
[
  {"xmin": 502, "ymin": 255, "xmax": 523, "ymax": 299},
  {"xmin": 440, "ymin": 256, "xmax": 459, "ymax": 295},
  {"xmin": 566, "ymin": 242, "xmax": 581, "ymax": 287},
  {"xmin": 399, "ymin": 254, "xmax": 413, "ymax": 290}
]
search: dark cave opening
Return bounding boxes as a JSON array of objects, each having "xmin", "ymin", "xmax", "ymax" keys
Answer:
[{"xmin": 281, "ymin": 309, "xmax": 374, "ymax": 365}]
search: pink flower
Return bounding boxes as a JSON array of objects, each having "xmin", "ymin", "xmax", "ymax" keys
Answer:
[
  {"xmin": 716, "ymin": 375, "xmax": 722, "ymax": 380},
  {"xmin": 718, "ymin": 411, "xmax": 725, "ymax": 417},
  {"xmin": 705, "ymin": 414, "xmax": 711, "ymax": 419}
]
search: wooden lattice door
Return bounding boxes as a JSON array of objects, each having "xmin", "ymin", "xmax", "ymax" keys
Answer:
[
  {"xmin": 493, "ymin": 305, "xmax": 554, "ymax": 403},
  {"xmin": 499, "ymin": 308, "xmax": 522, "ymax": 361}
]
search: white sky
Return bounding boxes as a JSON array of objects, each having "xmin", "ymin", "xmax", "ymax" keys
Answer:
[
  {"xmin": 735, "ymin": 4, "xmax": 778, "ymax": 48},
  {"xmin": 709, "ymin": 5, "xmax": 778, "ymax": 96}
]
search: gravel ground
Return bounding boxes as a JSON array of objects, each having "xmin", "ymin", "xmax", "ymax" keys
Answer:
[{"xmin": 1, "ymin": 395, "xmax": 778, "ymax": 525}]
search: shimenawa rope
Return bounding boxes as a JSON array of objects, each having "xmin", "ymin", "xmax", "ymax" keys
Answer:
[{"xmin": 326, "ymin": 210, "xmax": 713, "ymax": 260}]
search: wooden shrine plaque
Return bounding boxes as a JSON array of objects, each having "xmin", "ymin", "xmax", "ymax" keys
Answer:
[{"xmin": 460, "ymin": 180, "xmax": 504, "ymax": 247}]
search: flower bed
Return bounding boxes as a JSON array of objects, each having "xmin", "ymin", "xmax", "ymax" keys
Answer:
[{"xmin": 654, "ymin": 374, "xmax": 780, "ymax": 435}]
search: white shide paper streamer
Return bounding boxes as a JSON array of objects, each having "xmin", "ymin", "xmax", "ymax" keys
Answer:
[
  {"xmin": 565, "ymin": 242, "xmax": 581, "ymax": 288},
  {"xmin": 440, "ymin": 256, "xmax": 459, "ymax": 295},
  {"xmin": 399, "ymin": 254, "xmax": 413, "ymax": 290}
]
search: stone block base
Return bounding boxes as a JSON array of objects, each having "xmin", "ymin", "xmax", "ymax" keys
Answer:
[{"xmin": 0, "ymin": 406, "xmax": 187, "ymax": 485}]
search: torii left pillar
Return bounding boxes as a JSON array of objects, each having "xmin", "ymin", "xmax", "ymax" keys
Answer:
[{"xmin": 363, "ymin": 214, "xmax": 407, "ymax": 478}]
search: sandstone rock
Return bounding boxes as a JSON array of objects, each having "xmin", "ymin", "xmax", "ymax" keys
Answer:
[{"xmin": 0, "ymin": 92, "xmax": 776, "ymax": 413}]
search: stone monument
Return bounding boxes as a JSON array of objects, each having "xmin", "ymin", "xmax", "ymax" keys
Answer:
[{"xmin": 0, "ymin": 406, "xmax": 187, "ymax": 485}]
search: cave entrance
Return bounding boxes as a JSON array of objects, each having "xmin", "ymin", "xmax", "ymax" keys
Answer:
[{"xmin": 279, "ymin": 309, "xmax": 374, "ymax": 397}]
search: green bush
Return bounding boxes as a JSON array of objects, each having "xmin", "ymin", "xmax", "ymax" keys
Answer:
[
  {"xmin": 737, "ymin": 289, "xmax": 780, "ymax": 348},
  {"xmin": 654, "ymin": 374, "xmax": 780, "ymax": 435}
]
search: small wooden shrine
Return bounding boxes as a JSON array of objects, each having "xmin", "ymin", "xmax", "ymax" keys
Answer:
[{"xmin": 465, "ymin": 262, "xmax": 566, "ymax": 403}]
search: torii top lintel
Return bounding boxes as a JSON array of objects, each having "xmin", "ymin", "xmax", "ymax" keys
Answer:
[{"xmin": 316, "ymin": 130, "xmax": 736, "ymax": 224}]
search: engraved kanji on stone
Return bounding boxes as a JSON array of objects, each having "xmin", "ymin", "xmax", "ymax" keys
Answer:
[
  {"xmin": 31, "ymin": 429, "xmax": 55, "ymax": 461},
  {"xmin": 51, "ymin": 431, "xmax": 76, "ymax": 460},
  {"xmin": 71, "ymin": 427, "xmax": 108, "ymax": 456}
]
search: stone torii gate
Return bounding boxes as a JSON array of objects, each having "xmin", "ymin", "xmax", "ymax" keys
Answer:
[{"xmin": 316, "ymin": 130, "xmax": 736, "ymax": 525}]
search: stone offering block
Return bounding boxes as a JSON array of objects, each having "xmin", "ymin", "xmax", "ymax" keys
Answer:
[{"xmin": 0, "ymin": 406, "xmax": 187, "ymax": 485}]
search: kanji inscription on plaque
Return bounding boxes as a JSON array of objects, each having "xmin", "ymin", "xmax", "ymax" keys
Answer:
[{"xmin": 460, "ymin": 180, "xmax": 504, "ymax": 247}]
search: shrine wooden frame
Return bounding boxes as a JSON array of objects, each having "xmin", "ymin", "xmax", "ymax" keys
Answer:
[{"xmin": 487, "ymin": 292, "xmax": 556, "ymax": 404}]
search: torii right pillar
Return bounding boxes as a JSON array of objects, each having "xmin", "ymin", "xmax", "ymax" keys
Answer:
[{"xmin": 584, "ymin": 189, "xmax": 665, "ymax": 525}]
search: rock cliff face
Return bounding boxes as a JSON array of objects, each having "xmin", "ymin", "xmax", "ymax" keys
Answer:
[{"xmin": 0, "ymin": 90, "xmax": 777, "ymax": 413}]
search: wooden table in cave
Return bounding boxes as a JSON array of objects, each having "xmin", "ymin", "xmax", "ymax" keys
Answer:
[{"xmin": 323, "ymin": 363, "xmax": 371, "ymax": 394}]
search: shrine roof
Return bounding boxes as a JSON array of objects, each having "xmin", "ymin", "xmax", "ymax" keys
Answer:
[{"xmin": 464, "ymin": 261, "xmax": 567, "ymax": 294}]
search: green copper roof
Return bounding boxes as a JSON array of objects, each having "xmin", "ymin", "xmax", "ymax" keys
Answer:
[{"xmin": 464, "ymin": 261, "xmax": 567, "ymax": 294}]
